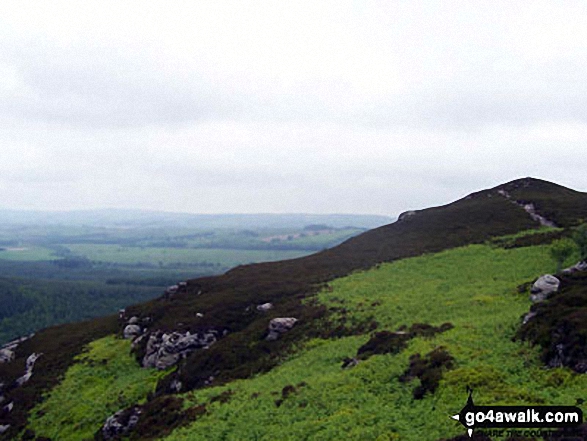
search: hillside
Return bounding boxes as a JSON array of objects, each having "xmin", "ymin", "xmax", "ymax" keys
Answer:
[{"xmin": 1, "ymin": 177, "xmax": 587, "ymax": 440}]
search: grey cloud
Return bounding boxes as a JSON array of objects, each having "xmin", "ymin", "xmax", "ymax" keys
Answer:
[{"xmin": 1, "ymin": 44, "xmax": 219, "ymax": 128}]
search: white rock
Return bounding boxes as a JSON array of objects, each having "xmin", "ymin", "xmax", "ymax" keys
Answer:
[
  {"xmin": 530, "ymin": 274, "xmax": 560, "ymax": 302},
  {"xmin": 256, "ymin": 303, "xmax": 273, "ymax": 312}
]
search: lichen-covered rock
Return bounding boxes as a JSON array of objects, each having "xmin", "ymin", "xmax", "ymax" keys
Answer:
[
  {"xmin": 101, "ymin": 406, "xmax": 141, "ymax": 440},
  {"xmin": 266, "ymin": 317, "xmax": 298, "ymax": 341},
  {"xmin": 142, "ymin": 329, "xmax": 224, "ymax": 369},
  {"xmin": 123, "ymin": 324, "xmax": 142, "ymax": 340},
  {"xmin": 530, "ymin": 274, "xmax": 560, "ymax": 302}
]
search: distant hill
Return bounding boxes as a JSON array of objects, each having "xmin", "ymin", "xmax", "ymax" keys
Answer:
[{"xmin": 1, "ymin": 177, "xmax": 587, "ymax": 440}]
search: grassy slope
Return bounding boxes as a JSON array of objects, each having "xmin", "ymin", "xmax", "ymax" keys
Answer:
[
  {"xmin": 27, "ymin": 336, "xmax": 167, "ymax": 440},
  {"xmin": 24, "ymin": 242, "xmax": 587, "ymax": 440},
  {"xmin": 159, "ymin": 244, "xmax": 586, "ymax": 441}
]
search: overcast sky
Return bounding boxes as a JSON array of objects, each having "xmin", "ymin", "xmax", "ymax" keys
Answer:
[{"xmin": 1, "ymin": 1, "xmax": 586, "ymax": 216}]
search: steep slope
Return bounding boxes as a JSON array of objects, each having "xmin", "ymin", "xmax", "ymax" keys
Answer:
[{"xmin": 1, "ymin": 177, "xmax": 586, "ymax": 439}]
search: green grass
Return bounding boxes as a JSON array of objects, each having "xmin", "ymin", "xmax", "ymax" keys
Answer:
[
  {"xmin": 63, "ymin": 244, "xmax": 311, "ymax": 268},
  {"xmin": 158, "ymin": 244, "xmax": 587, "ymax": 441},
  {"xmin": 0, "ymin": 246, "xmax": 56, "ymax": 261},
  {"xmin": 27, "ymin": 335, "xmax": 169, "ymax": 441}
]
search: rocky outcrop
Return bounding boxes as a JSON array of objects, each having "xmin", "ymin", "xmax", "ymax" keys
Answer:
[
  {"xmin": 496, "ymin": 188, "xmax": 558, "ymax": 227},
  {"xmin": 266, "ymin": 318, "xmax": 298, "ymax": 341},
  {"xmin": 15, "ymin": 353, "xmax": 42, "ymax": 386},
  {"xmin": 101, "ymin": 406, "xmax": 141, "ymax": 440},
  {"xmin": 142, "ymin": 329, "xmax": 225, "ymax": 370},
  {"xmin": 0, "ymin": 335, "xmax": 32, "ymax": 364},
  {"xmin": 520, "ymin": 203, "xmax": 557, "ymax": 227},
  {"xmin": 530, "ymin": 274, "xmax": 560, "ymax": 302}
]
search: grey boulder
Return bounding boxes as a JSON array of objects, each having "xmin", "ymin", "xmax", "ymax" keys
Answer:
[
  {"xmin": 530, "ymin": 274, "xmax": 560, "ymax": 302},
  {"xmin": 123, "ymin": 324, "xmax": 142, "ymax": 340},
  {"xmin": 266, "ymin": 317, "xmax": 298, "ymax": 341}
]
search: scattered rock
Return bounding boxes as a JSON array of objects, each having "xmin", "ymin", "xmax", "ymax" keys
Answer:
[
  {"xmin": 522, "ymin": 311, "xmax": 537, "ymax": 325},
  {"xmin": 3, "ymin": 401, "xmax": 13, "ymax": 413},
  {"xmin": 123, "ymin": 324, "xmax": 142, "ymax": 340},
  {"xmin": 0, "ymin": 425, "xmax": 10, "ymax": 435},
  {"xmin": 530, "ymin": 274, "xmax": 560, "ymax": 302},
  {"xmin": 266, "ymin": 317, "xmax": 298, "ymax": 341},
  {"xmin": 16, "ymin": 372, "xmax": 32, "ymax": 387},
  {"xmin": 195, "ymin": 313, "xmax": 204, "ymax": 318},
  {"xmin": 0, "ymin": 335, "xmax": 32, "ymax": 364},
  {"xmin": 170, "ymin": 379, "xmax": 183, "ymax": 392},
  {"xmin": 256, "ymin": 302, "xmax": 273, "ymax": 312},
  {"xmin": 166, "ymin": 285, "xmax": 179, "ymax": 295},
  {"xmin": 0, "ymin": 348, "xmax": 14, "ymax": 364},
  {"xmin": 341, "ymin": 357, "xmax": 358, "ymax": 369},
  {"xmin": 128, "ymin": 316, "xmax": 140, "ymax": 325},
  {"xmin": 142, "ymin": 329, "xmax": 224, "ymax": 369},
  {"xmin": 562, "ymin": 260, "xmax": 587, "ymax": 274},
  {"xmin": 101, "ymin": 406, "xmax": 141, "ymax": 440},
  {"xmin": 15, "ymin": 353, "xmax": 42, "ymax": 386},
  {"xmin": 26, "ymin": 353, "xmax": 41, "ymax": 370}
]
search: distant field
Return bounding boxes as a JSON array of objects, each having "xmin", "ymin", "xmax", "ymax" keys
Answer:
[
  {"xmin": 0, "ymin": 246, "xmax": 56, "ymax": 261},
  {"xmin": 63, "ymin": 244, "xmax": 312, "ymax": 268},
  {"xmin": 0, "ymin": 216, "xmax": 372, "ymax": 346}
]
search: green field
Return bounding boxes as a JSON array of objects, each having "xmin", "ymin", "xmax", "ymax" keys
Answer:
[
  {"xmin": 63, "ymin": 244, "xmax": 311, "ymax": 268},
  {"xmin": 0, "ymin": 246, "xmax": 56, "ymax": 261},
  {"xmin": 0, "ymin": 221, "xmax": 366, "ymax": 345},
  {"xmin": 28, "ymin": 241, "xmax": 587, "ymax": 440}
]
